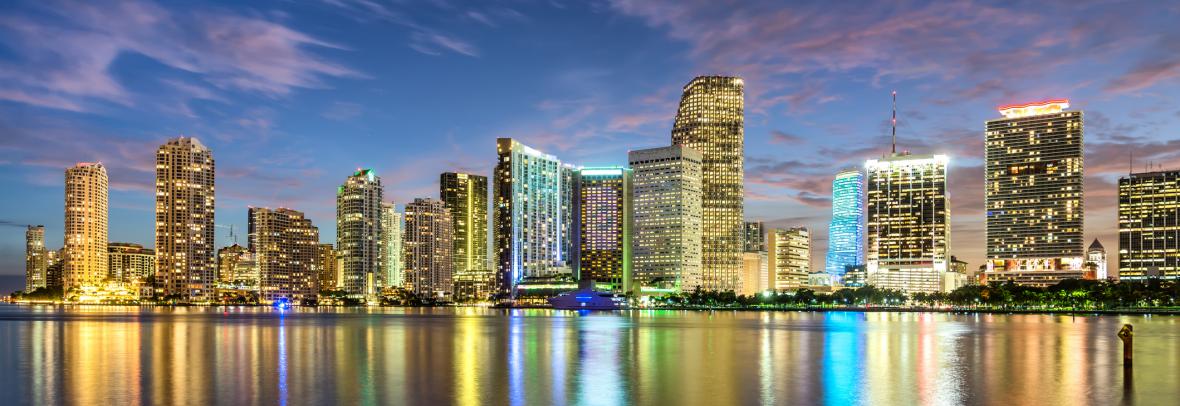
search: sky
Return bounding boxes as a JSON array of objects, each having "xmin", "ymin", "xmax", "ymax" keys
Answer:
[{"xmin": 1, "ymin": 0, "xmax": 1179, "ymax": 277}]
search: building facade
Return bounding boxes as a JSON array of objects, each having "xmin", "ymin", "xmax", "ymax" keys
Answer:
[
  {"xmin": 494, "ymin": 138, "xmax": 573, "ymax": 297},
  {"xmin": 629, "ymin": 145, "xmax": 703, "ymax": 294},
  {"xmin": 824, "ymin": 168, "xmax": 865, "ymax": 279},
  {"xmin": 1119, "ymin": 170, "xmax": 1180, "ymax": 280},
  {"xmin": 865, "ymin": 153, "xmax": 951, "ymax": 293},
  {"xmin": 441, "ymin": 172, "xmax": 491, "ymax": 300},
  {"xmin": 741, "ymin": 251, "xmax": 768, "ymax": 295},
  {"xmin": 671, "ymin": 75, "xmax": 745, "ymax": 291},
  {"xmin": 575, "ymin": 167, "xmax": 633, "ymax": 293},
  {"xmin": 155, "ymin": 137, "xmax": 215, "ymax": 301},
  {"xmin": 108, "ymin": 243, "xmax": 155, "ymax": 282},
  {"xmin": 404, "ymin": 198, "xmax": 454, "ymax": 298},
  {"xmin": 25, "ymin": 225, "xmax": 47, "ymax": 292},
  {"xmin": 337, "ymin": 168, "xmax": 383, "ymax": 296},
  {"xmin": 64, "ymin": 162, "xmax": 109, "ymax": 294},
  {"xmin": 984, "ymin": 100, "xmax": 1084, "ymax": 285},
  {"xmin": 318, "ymin": 244, "xmax": 339, "ymax": 291},
  {"xmin": 1086, "ymin": 239, "xmax": 1107, "ymax": 280},
  {"xmin": 217, "ymin": 244, "xmax": 254, "ymax": 287},
  {"xmin": 380, "ymin": 202, "xmax": 404, "ymax": 289},
  {"xmin": 768, "ymin": 227, "xmax": 810, "ymax": 291},
  {"xmin": 250, "ymin": 207, "xmax": 320, "ymax": 303},
  {"xmin": 743, "ymin": 221, "xmax": 766, "ymax": 253}
]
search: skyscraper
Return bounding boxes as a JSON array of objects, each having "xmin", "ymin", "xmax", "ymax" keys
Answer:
[
  {"xmin": 494, "ymin": 138, "xmax": 573, "ymax": 296},
  {"xmin": 671, "ymin": 75, "xmax": 744, "ymax": 291},
  {"xmin": 25, "ymin": 225, "xmax": 46, "ymax": 292},
  {"xmin": 45, "ymin": 249, "xmax": 63, "ymax": 291},
  {"xmin": 824, "ymin": 168, "xmax": 865, "ymax": 279},
  {"xmin": 629, "ymin": 145, "xmax": 703, "ymax": 293},
  {"xmin": 64, "ymin": 162, "xmax": 108, "ymax": 295},
  {"xmin": 1118, "ymin": 170, "xmax": 1180, "ymax": 280},
  {"xmin": 743, "ymin": 221, "xmax": 766, "ymax": 252},
  {"xmin": 576, "ymin": 167, "xmax": 633, "ymax": 292},
  {"xmin": 380, "ymin": 202, "xmax": 404, "ymax": 288},
  {"xmin": 249, "ymin": 207, "xmax": 320, "ymax": 303},
  {"xmin": 865, "ymin": 153, "xmax": 951, "ymax": 293},
  {"xmin": 108, "ymin": 243, "xmax": 155, "ymax": 282},
  {"xmin": 984, "ymin": 99, "xmax": 1085, "ymax": 285},
  {"xmin": 337, "ymin": 168, "xmax": 383, "ymax": 297},
  {"xmin": 768, "ymin": 227, "xmax": 810, "ymax": 290},
  {"xmin": 317, "ymin": 244, "xmax": 339, "ymax": 291},
  {"xmin": 155, "ymin": 137, "xmax": 215, "ymax": 302},
  {"xmin": 441, "ymin": 172, "xmax": 490, "ymax": 300},
  {"xmin": 404, "ymin": 198, "xmax": 454, "ymax": 298}
]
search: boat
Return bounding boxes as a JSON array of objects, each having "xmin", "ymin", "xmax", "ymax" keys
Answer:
[{"xmin": 547, "ymin": 288, "xmax": 628, "ymax": 310}]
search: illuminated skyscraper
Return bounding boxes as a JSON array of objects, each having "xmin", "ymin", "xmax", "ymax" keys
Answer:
[
  {"xmin": 743, "ymin": 221, "xmax": 766, "ymax": 253},
  {"xmin": 768, "ymin": 227, "xmax": 810, "ymax": 290},
  {"xmin": 1118, "ymin": 170, "xmax": 1180, "ymax": 280},
  {"xmin": 865, "ymin": 153, "xmax": 951, "ymax": 293},
  {"xmin": 45, "ymin": 249, "xmax": 63, "ymax": 291},
  {"xmin": 217, "ymin": 244, "xmax": 252, "ymax": 286},
  {"xmin": 317, "ymin": 244, "xmax": 339, "ymax": 290},
  {"xmin": 671, "ymin": 75, "xmax": 744, "ymax": 291},
  {"xmin": 441, "ymin": 172, "xmax": 490, "ymax": 300},
  {"xmin": 404, "ymin": 198, "xmax": 454, "ymax": 298},
  {"xmin": 337, "ymin": 168, "xmax": 383, "ymax": 297},
  {"xmin": 64, "ymin": 162, "xmax": 108, "ymax": 295},
  {"xmin": 494, "ymin": 138, "xmax": 573, "ymax": 296},
  {"xmin": 380, "ymin": 202, "xmax": 403, "ymax": 288},
  {"xmin": 249, "ymin": 207, "xmax": 320, "ymax": 303},
  {"xmin": 25, "ymin": 225, "xmax": 46, "ymax": 292},
  {"xmin": 629, "ymin": 145, "xmax": 703, "ymax": 293},
  {"xmin": 108, "ymin": 243, "xmax": 155, "ymax": 282},
  {"xmin": 984, "ymin": 99, "xmax": 1084, "ymax": 285},
  {"xmin": 575, "ymin": 167, "xmax": 633, "ymax": 292},
  {"xmin": 824, "ymin": 168, "xmax": 865, "ymax": 279},
  {"xmin": 155, "ymin": 137, "xmax": 215, "ymax": 302}
]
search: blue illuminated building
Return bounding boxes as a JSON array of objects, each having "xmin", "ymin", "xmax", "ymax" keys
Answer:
[{"xmin": 824, "ymin": 168, "xmax": 865, "ymax": 279}]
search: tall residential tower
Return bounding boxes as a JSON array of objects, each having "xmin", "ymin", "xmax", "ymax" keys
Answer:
[
  {"xmin": 671, "ymin": 76, "xmax": 745, "ymax": 291},
  {"xmin": 25, "ymin": 225, "xmax": 47, "ymax": 292},
  {"xmin": 155, "ymin": 137, "xmax": 215, "ymax": 301},
  {"xmin": 441, "ymin": 172, "xmax": 490, "ymax": 300},
  {"xmin": 494, "ymin": 138, "xmax": 573, "ymax": 297},
  {"xmin": 403, "ymin": 198, "xmax": 454, "ymax": 298},
  {"xmin": 575, "ymin": 167, "xmax": 633, "ymax": 292},
  {"xmin": 337, "ymin": 169, "xmax": 383, "ymax": 296},
  {"xmin": 249, "ymin": 207, "xmax": 320, "ymax": 303},
  {"xmin": 64, "ymin": 162, "xmax": 109, "ymax": 294}
]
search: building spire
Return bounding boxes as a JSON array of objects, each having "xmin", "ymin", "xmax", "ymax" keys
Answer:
[{"xmin": 891, "ymin": 90, "xmax": 897, "ymax": 154}]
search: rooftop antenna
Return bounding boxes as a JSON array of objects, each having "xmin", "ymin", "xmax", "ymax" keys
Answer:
[
  {"xmin": 891, "ymin": 90, "xmax": 898, "ymax": 155},
  {"xmin": 1129, "ymin": 151, "xmax": 1133, "ymax": 175}
]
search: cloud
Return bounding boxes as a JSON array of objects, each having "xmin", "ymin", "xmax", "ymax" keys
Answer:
[
  {"xmin": 409, "ymin": 32, "xmax": 479, "ymax": 57},
  {"xmin": 0, "ymin": 0, "xmax": 362, "ymax": 112},
  {"xmin": 768, "ymin": 130, "xmax": 803, "ymax": 144}
]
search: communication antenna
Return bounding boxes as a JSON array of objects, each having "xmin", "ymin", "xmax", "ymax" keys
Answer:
[{"xmin": 891, "ymin": 91, "xmax": 898, "ymax": 154}]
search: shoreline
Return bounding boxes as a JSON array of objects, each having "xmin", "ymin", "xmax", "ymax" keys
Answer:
[{"xmin": 4, "ymin": 301, "xmax": 1179, "ymax": 315}]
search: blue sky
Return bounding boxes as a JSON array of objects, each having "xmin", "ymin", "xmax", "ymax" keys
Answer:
[{"xmin": 1, "ymin": 0, "xmax": 1179, "ymax": 276}]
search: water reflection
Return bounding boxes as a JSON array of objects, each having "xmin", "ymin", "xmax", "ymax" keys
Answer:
[{"xmin": 0, "ymin": 306, "xmax": 1177, "ymax": 405}]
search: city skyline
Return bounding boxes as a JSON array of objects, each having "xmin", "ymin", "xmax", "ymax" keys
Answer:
[{"xmin": 3, "ymin": 1, "xmax": 1180, "ymax": 280}]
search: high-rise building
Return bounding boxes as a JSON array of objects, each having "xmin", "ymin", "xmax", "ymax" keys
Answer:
[
  {"xmin": 575, "ymin": 167, "xmax": 633, "ymax": 292},
  {"xmin": 64, "ymin": 162, "xmax": 108, "ymax": 294},
  {"xmin": 1118, "ymin": 170, "xmax": 1180, "ymax": 280},
  {"xmin": 108, "ymin": 243, "xmax": 155, "ymax": 282},
  {"xmin": 25, "ymin": 225, "xmax": 47, "ymax": 292},
  {"xmin": 155, "ymin": 137, "xmax": 215, "ymax": 302},
  {"xmin": 249, "ymin": 207, "xmax": 320, "ymax": 303},
  {"xmin": 1086, "ymin": 239, "xmax": 1107, "ymax": 280},
  {"xmin": 404, "ymin": 198, "xmax": 454, "ymax": 298},
  {"xmin": 743, "ymin": 221, "xmax": 766, "ymax": 253},
  {"xmin": 337, "ymin": 168, "xmax": 383, "ymax": 297},
  {"xmin": 768, "ymin": 227, "xmax": 810, "ymax": 290},
  {"xmin": 441, "ymin": 172, "xmax": 490, "ymax": 300},
  {"xmin": 671, "ymin": 75, "xmax": 745, "ymax": 291},
  {"xmin": 824, "ymin": 168, "xmax": 865, "ymax": 279},
  {"xmin": 984, "ymin": 99, "xmax": 1085, "ymax": 285},
  {"xmin": 629, "ymin": 145, "xmax": 703, "ymax": 293},
  {"xmin": 317, "ymin": 244, "xmax": 339, "ymax": 291},
  {"xmin": 217, "ymin": 244, "xmax": 252, "ymax": 286},
  {"xmin": 380, "ymin": 202, "xmax": 404, "ymax": 289},
  {"xmin": 494, "ymin": 138, "xmax": 573, "ymax": 296},
  {"xmin": 45, "ymin": 249, "xmax": 63, "ymax": 291},
  {"xmin": 865, "ymin": 153, "xmax": 951, "ymax": 293}
]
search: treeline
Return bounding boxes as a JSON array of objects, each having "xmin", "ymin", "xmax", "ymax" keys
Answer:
[{"xmin": 653, "ymin": 279, "xmax": 1180, "ymax": 310}]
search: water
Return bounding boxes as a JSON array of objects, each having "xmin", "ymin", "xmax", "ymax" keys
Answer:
[{"xmin": 0, "ymin": 306, "xmax": 1176, "ymax": 405}]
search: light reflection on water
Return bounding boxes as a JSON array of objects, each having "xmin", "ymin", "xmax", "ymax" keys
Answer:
[{"xmin": 1, "ymin": 306, "xmax": 1177, "ymax": 405}]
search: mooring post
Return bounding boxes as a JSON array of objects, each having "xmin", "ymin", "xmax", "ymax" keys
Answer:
[{"xmin": 1117, "ymin": 324, "xmax": 1133, "ymax": 367}]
